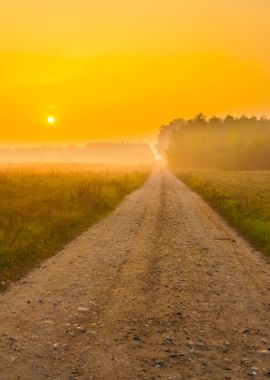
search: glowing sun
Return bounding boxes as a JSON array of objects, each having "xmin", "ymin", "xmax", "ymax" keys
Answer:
[{"xmin": 47, "ymin": 116, "xmax": 55, "ymax": 124}]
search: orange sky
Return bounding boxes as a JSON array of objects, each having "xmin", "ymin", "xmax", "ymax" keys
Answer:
[{"xmin": 1, "ymin": 0, "xmax": 270, "ymax": 143}]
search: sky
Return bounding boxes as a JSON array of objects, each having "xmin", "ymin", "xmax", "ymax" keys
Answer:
[{"xmin": 1, "ymin": 0, "xmax": 270, "ymax": 143}]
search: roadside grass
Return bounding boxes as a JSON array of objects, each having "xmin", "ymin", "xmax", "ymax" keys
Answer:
[
  {"xmin": 179, "ymin": 171, "xmax": 270, "ymax": 257},
  {"xmin": 0, "ymin": 165, "xmax": 149, "ymax": 287}
]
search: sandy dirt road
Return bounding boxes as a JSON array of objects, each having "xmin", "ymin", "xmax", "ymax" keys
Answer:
[{"xmin": 0, "ymin": 167, "xmax": 270, "ymax": 380}]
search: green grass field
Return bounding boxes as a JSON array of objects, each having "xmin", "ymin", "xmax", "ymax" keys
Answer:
[
  {"xmin": 179, "ymin": 171, "xmax": 270, "ymax": 257},
  {"xmin": 0, "ymin": 165, "xmax": 149, "ymax": 287}
]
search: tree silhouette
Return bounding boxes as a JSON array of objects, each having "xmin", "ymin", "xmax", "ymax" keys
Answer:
[{"xmin": 157, "ymin": 113, "xmax": 270, "ymax": 170}]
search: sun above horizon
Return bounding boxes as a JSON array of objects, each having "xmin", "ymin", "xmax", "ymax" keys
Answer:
[{"xmin": 47, "ymin": 116, "xmax": 55, "ymax": 124}]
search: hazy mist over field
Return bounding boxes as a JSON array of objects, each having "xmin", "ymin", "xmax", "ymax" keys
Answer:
[{"xmin": 0, "ymin": 143, "xmax": 155, "ymax": 165}]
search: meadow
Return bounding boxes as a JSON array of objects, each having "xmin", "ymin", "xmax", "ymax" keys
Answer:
[
  {"xmin": 0, "ymin": 164, "xmax": 149, "ymax": 287},
  {"xmin": 179, "ymin": 171, "xmax": 270, "ymax": 257}
]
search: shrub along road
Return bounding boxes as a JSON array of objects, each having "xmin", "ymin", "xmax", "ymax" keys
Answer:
[{"xmin": 0, "ymin": 167, "xmax": 270, "ymax": 379}]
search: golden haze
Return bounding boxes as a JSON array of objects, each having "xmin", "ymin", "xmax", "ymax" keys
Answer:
[{"xmin": 1, "ymin": 0, "xmax": 270, "ymax": 143}]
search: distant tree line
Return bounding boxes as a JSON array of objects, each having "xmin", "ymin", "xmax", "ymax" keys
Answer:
[{"xmin": 157, "ymin": 113, "xmax": 270, "ymax": 170}]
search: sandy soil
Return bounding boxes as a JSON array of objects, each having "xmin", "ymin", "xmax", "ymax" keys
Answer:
[{"xmin": 0, "ymin": 167, "xmax": 270, "ymax": 380}]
